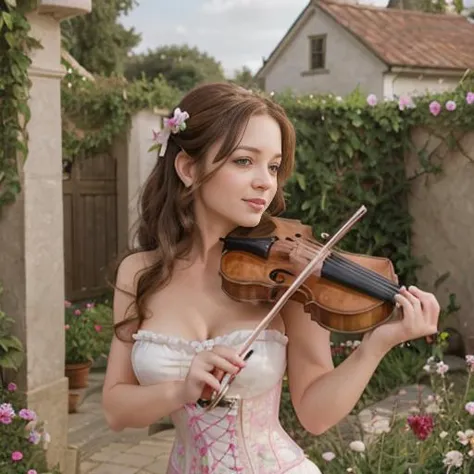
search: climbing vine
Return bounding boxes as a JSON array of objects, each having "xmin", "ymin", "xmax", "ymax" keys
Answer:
[
  {"xmin": 0, "ymin": 0, "xmax": 39, "ymax": 211},
  {"xmin": 61, "ymin": 62, "xmax": 181, "ymax": 164},
  {"xmin": 276, "ymin": 80, "xmax": 474, "ymax": 285}
]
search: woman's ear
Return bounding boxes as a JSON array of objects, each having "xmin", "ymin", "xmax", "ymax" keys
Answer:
[{"xmin": 174, "ymin": 151, "xmax": 196, "ymax": 188}]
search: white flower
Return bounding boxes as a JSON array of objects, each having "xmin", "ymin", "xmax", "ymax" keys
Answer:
[
  {"xmin": 436, "ymin": 361, "xmax": 449, "ymax": 376},
  {"xmin": 349, "ymin": 440, "xmax": 366, "ymax": 453},
  {"xmin": 440, "ymin": 431, "xmax": 448, "ymax": 439},
  {"xmin": 457, "ymin": 430, "xmax": 474, "ymax": 445},
  {"xmin": 322, "ymin": 451, "xmax": 336, "ymax": 461},
  {"xmin": 443, "ymin": 450, "xmax": 463, "ymax": 468},
  {"xmin": 353, "ymin": 340, "xmax": 361, "ymax": 347},
  {"xmin": 465, "ymin": 402, "xmax": 474, "ymax": 415},
  {"xmin": 426, "ymin": 403, "xmax": 440, "ymax": 414},
  {"xmin": 423, "ymin": 364, "xmax": 431, "ymax": 373}
]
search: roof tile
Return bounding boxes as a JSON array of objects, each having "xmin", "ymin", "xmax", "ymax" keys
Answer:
[{"xmin": 318, "ymin": 0, "xmax": 474, "ymax": 70}]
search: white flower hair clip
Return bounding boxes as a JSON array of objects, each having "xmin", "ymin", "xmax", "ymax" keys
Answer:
[{"xmin": 151, "ymin": 107, "xmax": 190, "ymax": 157}]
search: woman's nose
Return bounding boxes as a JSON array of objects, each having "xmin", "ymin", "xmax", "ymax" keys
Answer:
[{"xmin": 252, "ymin": 169, "xmax": 273, "ymax": 190}]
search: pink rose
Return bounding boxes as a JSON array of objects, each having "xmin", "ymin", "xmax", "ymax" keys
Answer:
[
  {"xmin": 11, "ymin": 451, "xmax": 23, "ymax": 461},
  {"xmin": 429, "ymin": 101, "xmax": 441, "ymax": 116},
  {"xmin": 445, "ymin": 100, "xmax": 456, "ymax": 111},
  {"xmin": 366, "ymin": 94, "xmax": 377, "ymax": 106},
  {"xmin": 467, "ymin": 92, "xmax": 474, "ymax": 105}
]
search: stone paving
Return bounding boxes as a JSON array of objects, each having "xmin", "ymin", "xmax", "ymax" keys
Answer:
[
  {"xmin": 68, "ymin": 371, "xmax": 175, "ymax": 474},
  {"xmin": 79, "ymin": 429, "xmax": 175, "ymax": 474}
]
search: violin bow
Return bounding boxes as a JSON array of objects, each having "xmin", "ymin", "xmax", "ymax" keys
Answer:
[{"xmin": 202, "ymin": 205, "xmax": 368, "ymax": 411}]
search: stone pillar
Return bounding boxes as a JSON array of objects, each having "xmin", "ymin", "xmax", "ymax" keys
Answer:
[{"xmin": 0, "ymin": 2, "xmax": 90, "ymax": 471}]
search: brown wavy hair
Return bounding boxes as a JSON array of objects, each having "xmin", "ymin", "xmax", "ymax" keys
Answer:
[{"xmin": 114, "ymin": 82, "xmax": 296, "ymax": 341}]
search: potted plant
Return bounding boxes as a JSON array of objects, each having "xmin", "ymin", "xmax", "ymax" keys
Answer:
[{"xmin": 64, "ymin": 301, "xmax": 102, "ymax": 390}]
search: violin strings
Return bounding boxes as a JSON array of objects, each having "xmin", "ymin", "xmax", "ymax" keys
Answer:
[
  {"xmin": 303, "ymin": 239, "xmax": 398, "ymax": 292},
  {"xmin": 294, "ymin": 238, "xmax": 399, "ymax": 298}
]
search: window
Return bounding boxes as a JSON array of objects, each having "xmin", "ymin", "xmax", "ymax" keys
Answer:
[{"xmin": 309, "ymin": 35, "xmax": 326, "ymax": 70}]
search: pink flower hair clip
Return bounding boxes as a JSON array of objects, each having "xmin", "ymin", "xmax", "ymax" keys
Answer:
[{"xmin": 151, "ymin": 107, "xmax": 190, "ymax": 157}]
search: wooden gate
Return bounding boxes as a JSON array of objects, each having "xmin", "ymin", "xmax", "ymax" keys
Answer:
[{"xmin": 63, "ymin": 153, "xmax": 118, "ymax": 301}]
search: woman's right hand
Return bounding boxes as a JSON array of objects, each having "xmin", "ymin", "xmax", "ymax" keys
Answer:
[{"xmin": 178, "ymin": 345, "xmax": 247, "ymax": 405}]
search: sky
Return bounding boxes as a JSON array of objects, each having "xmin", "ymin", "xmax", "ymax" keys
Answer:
[{"xmin": 119, "ymin": 0, "xmax": 389, "ymax": 77}]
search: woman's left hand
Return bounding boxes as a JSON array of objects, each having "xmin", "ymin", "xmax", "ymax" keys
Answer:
[{"xmin": 363, "ymin": 286, "xmax": 440, "ymax": 356}]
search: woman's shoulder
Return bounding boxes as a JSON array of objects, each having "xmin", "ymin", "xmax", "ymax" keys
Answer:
[{"xmin": 116, "ymin": 250, "xmax": 157, "ymax": 293}]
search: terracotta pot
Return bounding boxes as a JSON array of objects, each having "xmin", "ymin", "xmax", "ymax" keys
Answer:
[
  {"xmin": 65, "ymin": 361, "xmax": 92, "ymax": 389},
  {"xmin": 68, "ymin": 392, "xmax": 81, "ymax": 413}
]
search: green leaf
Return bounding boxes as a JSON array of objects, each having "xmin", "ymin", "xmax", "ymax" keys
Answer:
[
  {"xmin": 5, "ymin": 32, "xmax": 15, "ymax": 48},
  {"xmin": 328, "ymin": 129, "xmax": 341, "ymax": 142},
  {"xmin": 295, "ymin": 173, "xmax": 306, "ymax": 191},
  {"xmin": 2, "ymin": 12, "xmax": 13, "ymax": 30}
]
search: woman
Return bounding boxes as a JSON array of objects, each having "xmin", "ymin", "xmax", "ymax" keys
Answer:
[{"xmin": 102, "ymin": 82, "xmax": 440, "ymax": 473}]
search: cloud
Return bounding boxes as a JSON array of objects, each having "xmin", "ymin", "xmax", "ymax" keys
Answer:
[
  {"xmin": 175, "ymin": 25, "xmax": 187, "ymax": 35},
  {"xmin": 202, "ymin": 0, "xmax": 307, "ymax": 14}
]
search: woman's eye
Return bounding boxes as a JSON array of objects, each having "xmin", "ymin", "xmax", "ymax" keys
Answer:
[
  {"xmin": 269, "ymin": 164, "xmax": 280, "ymax": 173},
  {"xmin": 233, "ymin": 157, "xmax": 252, "ymax": 166}
]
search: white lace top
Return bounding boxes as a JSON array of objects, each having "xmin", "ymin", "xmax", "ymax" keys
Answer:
[{"xmin": 131, "ymin": 329, "xmax": 321, "ymax": 474}]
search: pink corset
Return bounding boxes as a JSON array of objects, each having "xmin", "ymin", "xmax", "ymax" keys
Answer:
[{"xmin": 132, "ymin": 329, "xmax": 321, "ymax": 474}]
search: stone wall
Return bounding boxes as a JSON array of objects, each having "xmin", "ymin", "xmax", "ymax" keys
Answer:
[{"xmin": 406, "ymin": 127, "xmax": 474, "ymax": 352}]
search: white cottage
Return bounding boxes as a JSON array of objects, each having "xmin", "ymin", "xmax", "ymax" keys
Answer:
[{"xmin": 255, "ymin": 0, "xmax": 474, "ymax": 98}]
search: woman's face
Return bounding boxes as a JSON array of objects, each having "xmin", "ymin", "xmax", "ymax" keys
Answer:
[{"xmin": 194, "ymin": 113, "xmax": 283, "ymax": 234}]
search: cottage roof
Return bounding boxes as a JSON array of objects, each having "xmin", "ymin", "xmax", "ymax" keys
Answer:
[{"xmin": 256, "ymin": 0, "xmax": 474, "ymax": 78}]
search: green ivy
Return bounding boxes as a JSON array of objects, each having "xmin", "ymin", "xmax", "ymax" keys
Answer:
[
  {"xmin": 0, "ymin": 0, "xmax": 39, "ymax": 210},
  {"xmin": 277, "ymin": 81, "xmax": 474, "ymax": 285},
  {"xmin": 61, "ymin": 64, "xmax": 182, "ymax": 163}
]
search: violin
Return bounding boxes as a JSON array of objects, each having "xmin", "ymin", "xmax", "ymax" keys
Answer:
[
  {"xmin": 198, "ymin": 206, "xmax": 433, "ymax": 410},
  {"xmin": 219, "ymin": 215, "xmax": 399, "ymax": 334}
]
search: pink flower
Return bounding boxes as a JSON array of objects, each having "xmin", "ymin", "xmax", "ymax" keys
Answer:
[
  {"xmin": 436, "ymin": 361, "xmax": 449, "ymax": 376},
  {"xmin": 7, "ymin": 382, "xmax": 17, "ymax": 392},
  {"xmin": 86, "ymin": 302, "xmax": 95, "ymax": 309},
  {"xmin": 154, "ymin": 107, "xmax": 190, "ymax": 157},
  {"xmin": 0, "ymin": 403, "xmax": 15, "ymax": 424},
  {"xmin": 429, "ymin": 101, "xmax": 441, "ymax": 116},
  {"xmin": 366, "ymin": 94, "xmax": 377, "ymax": 106},
  {"xmin": 64, "ymin": 300, "xmax": 72, "ymax": 308},
  {"xmin": 65, "ymin": 324, "xmax": 70, "ymax": 330},
  {"xmin": 398, "ymin": 95, "xmax": 415, "ymax": 110},
  {"xmin": 74, "ymin": 309, "xmax": 81, "ymax": 316},
  {"xmin": 164, "ymin": 108, "xmax": 189, "ymax": 134},
  {"xmin": 28, "ymin": 470, "xmax": 38, "ymax": 474},
  {"xmin": 11, "ymin": 451, "xmax": 23, "ymax": 461},
  {"xmin": 407, "ymin": 414, "xmax": 434, "ymax": 440},
  {"xmin": 28, "ymin": 430, "xmax": 42, "ymax": 445},
  {"xmin": 465, "ymin": 402, "xmax": 474, "ymax": 415},
  {"xmin": 19, "ymin": 408, "xmax": 37, "ymax": 421},
  {"xmin": 445, "ymin": 100, "xmax": 456, "ymax": 111},
  {"xmin": 467, "ymin": 92, "xmax": 474, "ymax": 105},
  {"xmin": 94, "ymin": 324, "xmax": 102, "ymax": 332},
  {"xmin": 466, "ymin": 355, "xmax": 474, "ymax": 372}
]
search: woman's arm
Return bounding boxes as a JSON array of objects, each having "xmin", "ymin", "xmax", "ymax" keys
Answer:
[
  {"xmin": 282, "ymin": 286, "xmax": 439, "ymax": 435},
  {"xmin": 102, "ymin": 253, "xmax": 186, "ymax": 431}
]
